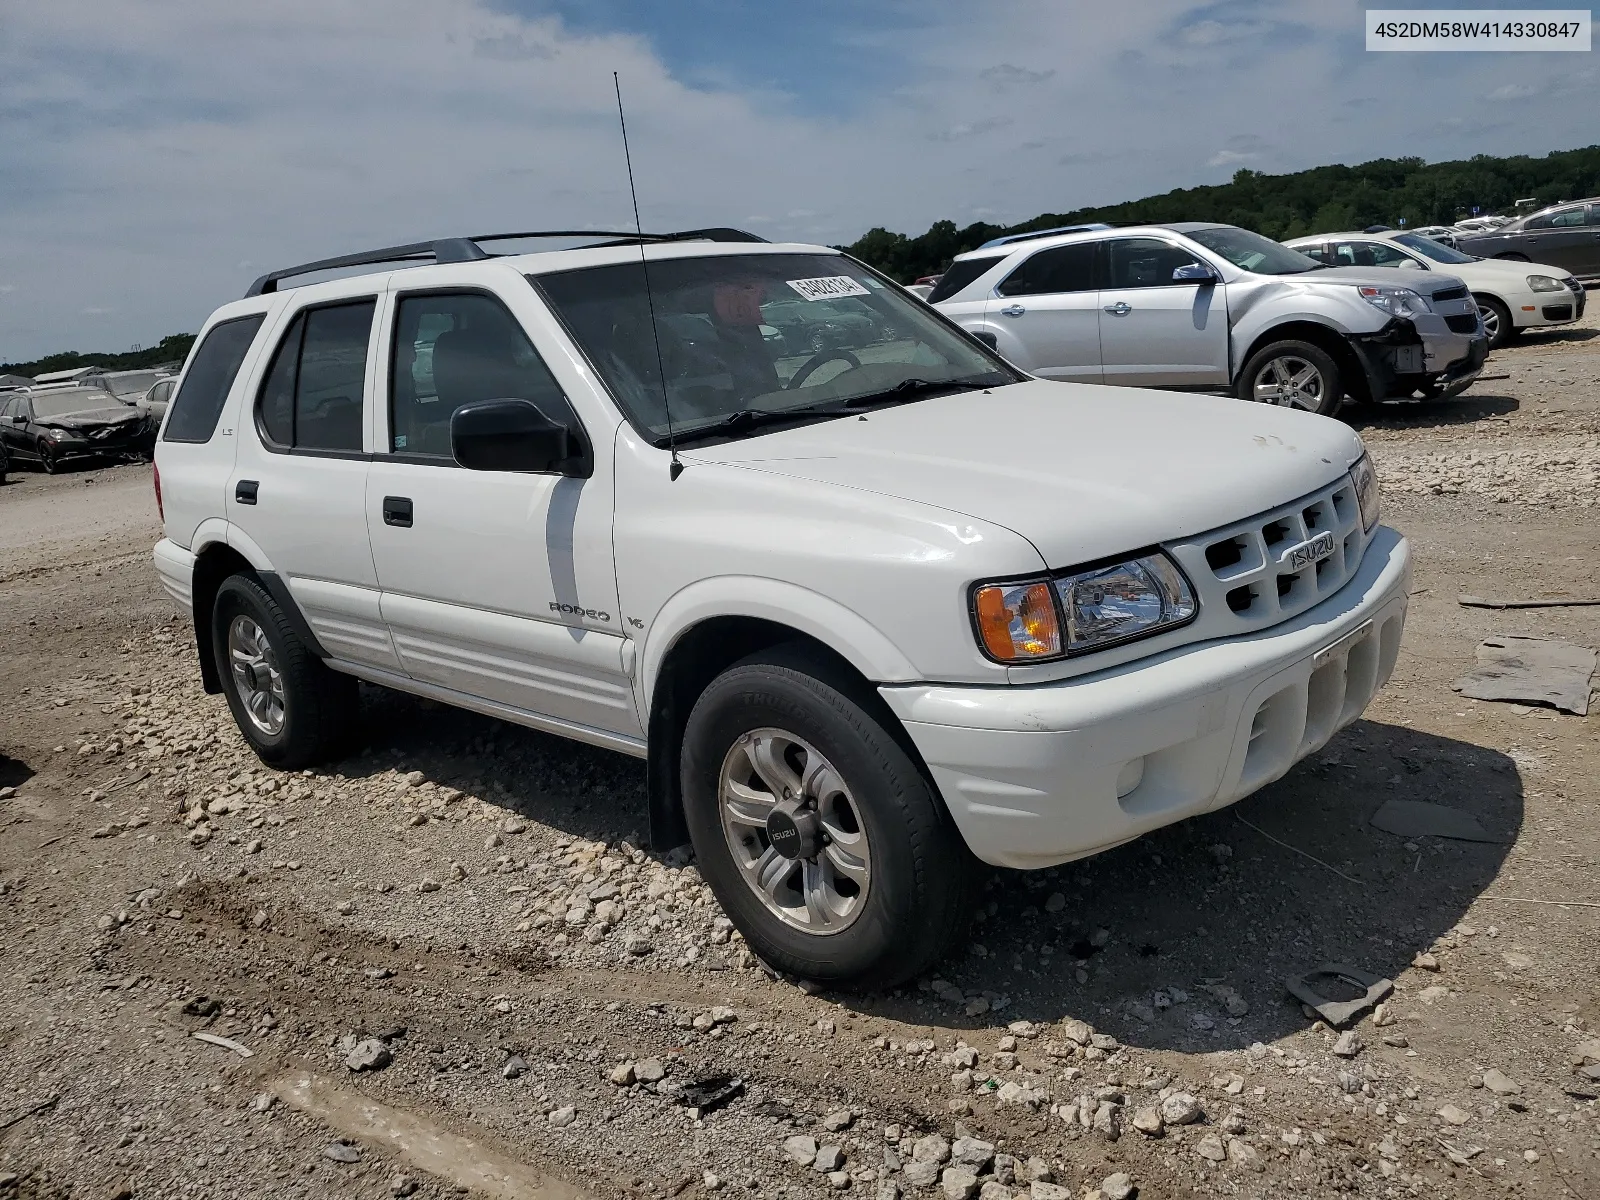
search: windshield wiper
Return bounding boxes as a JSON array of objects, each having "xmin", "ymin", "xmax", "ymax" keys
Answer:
[
  {"xmin": 674, "ymin": 406, "xmax": 839, "ymax": 441},
  {"xmin": 836, "ymin": 375, "xmax": 998, "ymax": 409}
]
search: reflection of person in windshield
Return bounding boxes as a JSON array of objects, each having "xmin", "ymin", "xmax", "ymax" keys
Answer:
[{"xmin": 709, "ymin": 280, "xmax": 781, "ymax": 397}]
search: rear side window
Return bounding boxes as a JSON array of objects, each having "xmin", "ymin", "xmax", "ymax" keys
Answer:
[
  {"xmin": 927, "ymin": 255, "xmax": 1005, "ymax": 303},
  {"xmin": 163, "ymin": 314, "xmax": 265, "ymax": 443},
  {"xmin": 1586, "ymin": 206, "xmax": 1600, "ymax": 227},
  {"xmin": 1332, "ymin": 241, "xmax": 1415, "ymax": 269},
  {"xmin": 1104, "ymin": 238, "xmax": 1204, "ymax": 290},
  {"xmin": 1296, "ymin": 244, "xmax": 1331, "ymax": 264},
  {"xmin": 996, "ymin": 242, "xmax": 1098, "ymax": 297},
  {"xmin": 255, "ymin": 300, "xmax": 374, "ymax": 453},
  {"xmin": 389, "ymin": 292, "xmax": 572, "ymax": 458}
]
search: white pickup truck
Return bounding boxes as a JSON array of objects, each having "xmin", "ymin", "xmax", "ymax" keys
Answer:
[{"xmin": 151, "ymin": 229, "xmax": 1409, "ymax": 987}]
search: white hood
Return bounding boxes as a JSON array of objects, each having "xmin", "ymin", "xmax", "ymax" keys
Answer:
[{"xmin": 685, "ymin": 379, "xmax": 1363, "ymax": 568}]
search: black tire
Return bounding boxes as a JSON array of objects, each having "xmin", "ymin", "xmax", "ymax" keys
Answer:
[
  {"xmin": 1475, "ymin": 295, "xmax": 1517, "ymax": 350},
  {"xmin": 1235, "ymin": 339, "xmax": 1344, "ymax": 417},
  {"xmin": 212, "ymin": 574, "xmax": 357, "ymax": 769},
  {"xmin": 681, "ymin": 647, "xmax": 977, "ymax": 989},
  {"xmin": 37, "ymin": 441, "xmax": 59, "ymax": 474}
]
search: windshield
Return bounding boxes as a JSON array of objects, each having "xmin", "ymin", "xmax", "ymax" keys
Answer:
[
  {"xmin": 1186, "ymin": 226, "xmax": 1323, "ymax": 275},
  {"xmin": 32, "ymin": 389, "xmax": 116, "ymax": 418},
  {"xmin": 1391, "ymin": 233, "xmax": 1479, "ymax": 265},
  {"xmin": 105, "ymin": 371, "xmax": 164, "ymax": 397},
  {"xmin": 535, "ymin": 252, "xmax": 1015, "ymax": 444}
]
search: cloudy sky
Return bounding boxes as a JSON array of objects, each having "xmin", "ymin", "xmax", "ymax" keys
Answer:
[{"xmin": 1, "ymin": 0, "xmax": 1593, "ymax": 360}]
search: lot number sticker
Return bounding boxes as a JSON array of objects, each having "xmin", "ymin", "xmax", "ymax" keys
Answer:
[{"xmin": 786, "ymin": 276, "xmax": 871, "ymax": 302}]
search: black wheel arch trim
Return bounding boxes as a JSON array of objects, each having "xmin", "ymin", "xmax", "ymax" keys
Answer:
[
  {"xmin": 255, "ymin": 571, "xmax": 330, "ymax": 661},
  {"xmin": 190, "ymin": 554, "xmax": 330, "ymax": 694}
]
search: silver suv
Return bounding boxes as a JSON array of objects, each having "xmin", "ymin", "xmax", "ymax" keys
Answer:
[{"xmin": 932, "ymin": 223, "xmax": 1488, "ymax": 415}]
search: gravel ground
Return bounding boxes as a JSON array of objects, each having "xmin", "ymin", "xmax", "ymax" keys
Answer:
[{"xmin": 2, "ymin": 308, "xmax": 1598, "ymax": 1200}]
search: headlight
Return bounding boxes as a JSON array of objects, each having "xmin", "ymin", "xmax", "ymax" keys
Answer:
[
  {"xmin": 44, "ymin": 427, "xmax": 72, "ymax": 441},
  {"xmin": 1526, "ymin": 274, "xmax": 1567, "ymax": 292},
  {"xmin": 1350, "ymin": 451, "xmax": 1381, "ymax": 532},
  {"xmin": 1357, "ymin": 285, "xmax": 1430, "ymax": 319},
  {"xmin": 971, "ymin": 552, "xmax": 1197, "ymax": 663}
]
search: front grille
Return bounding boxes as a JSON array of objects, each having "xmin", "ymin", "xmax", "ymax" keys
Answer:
[
  {"xmin": 1541, "ymin": 304, "xmax": 1574, "ymax": 321},
  {"xmin": 1430, "ymin": 285, "xmax": 1469, "ymax": 303},
  {"xmin": 1165, "ymin": 477, "xmax": 1367, "ymax": 640},
  {"xmin": 1445, "ymin": 313, "xmax": 1480, "ymax": 333}
]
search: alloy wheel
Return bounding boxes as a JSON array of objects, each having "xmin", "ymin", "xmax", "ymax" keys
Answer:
[
  {"xmin": 1477, "ymin": 302, "xmax": 1500, "ymax": 342},
  {"xmin": 228, "ymin": 615, "xmax": 286, "ymax": 735},
  {"xmin": 717, "ymin": 727, "xmax": 871, "ymax": 934},
  {"xmin": 1251, "ymin": 355, "xmax": 1326, "ymax": 410}
]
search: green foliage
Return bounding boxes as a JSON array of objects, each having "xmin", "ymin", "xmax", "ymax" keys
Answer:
[
  {"xmin": 2, "ymin": 333, "xmax": 196, "ymax": 381},
  {"xmin": 843, "ymin": 145, "xmax": 1600, "ymax": 282}
]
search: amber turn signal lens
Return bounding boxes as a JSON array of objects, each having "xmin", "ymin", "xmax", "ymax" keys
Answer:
[{"xmin": 973, "ymin": 580, "xmax": 1061, "ymax": 661}]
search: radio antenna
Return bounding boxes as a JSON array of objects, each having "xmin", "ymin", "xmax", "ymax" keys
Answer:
[{"xmin": 614, "ymin": 72, "xmax": 683, "ymax": 481}]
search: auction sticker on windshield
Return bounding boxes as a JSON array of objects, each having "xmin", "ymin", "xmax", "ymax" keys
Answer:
[{"xmin": 787, "ymin": 276, "xmax": 871, "ymax": 302}]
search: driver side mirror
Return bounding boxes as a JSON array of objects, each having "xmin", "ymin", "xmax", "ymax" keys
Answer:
[
  {"xmin": 1172, "ymin": 262, "xmax": 1218, "ymax": 283},
  {"xmin": 451, "ymin": 398, "xmax": 587, "ymax": 476}
]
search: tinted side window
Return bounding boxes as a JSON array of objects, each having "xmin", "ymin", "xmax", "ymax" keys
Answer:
[
  {"xmin": 256, "ymin": 314, "xmax": 304, "ymax": 448},
  {"xmin": 164, "ymin": 315, "xmax": 265, "ymax": 443},
  {"xmin": 927, "ymin": 255, "xmax": 1005, "ymax": 303},
  {"xmin": 1105, "ymin": 239, "xmax": 1203, "ymax": 289},
  {"xmin": 1549, "ymin": 208, "xmax": 1586, "ymax": 227},
  {"xmin": 996, "ymin": 242, "xmax": 1097, "ymax": 297},
  {"xmin": 389, "ymin": 292, "xmax": 571, "ymax": 458},
  {"xmin": 1297, "ymin": 244, "xmax": 1331, "ymax": 264},
  {"xmin": 296, "ymin": 302, "xmax": 373, "ymax": 452},
  {"xmin": 2, "ymin": 395, "xmax": 20, "ymax": 420}
]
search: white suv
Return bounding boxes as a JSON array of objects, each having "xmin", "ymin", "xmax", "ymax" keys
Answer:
[
  {"xmin": 931, "ymin": 222, "xmax": 1488, "ymax": 412},
  {"xmin": 152, "ymin": 229, "xmax": 1410, "ymax": 987}
]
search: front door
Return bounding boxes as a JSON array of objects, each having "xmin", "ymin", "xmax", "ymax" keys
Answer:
[
  {"xmin": 226, "ymin": 284, "xmax": 400, "ymax": 672},
  {"xmin": 364, "ymin": 280, "xmax": 639, "ymax": 741},
  {"xmin": 0, "ymin": 393, "xmax": 33, "ymax": 461},
  {"xmin": 983, "ymin": 241, "xmax": 1102, "ymax": 382},
  {"xmin": 1096, "ymin": 237, "xmax": 1229, "ymax": 388}
]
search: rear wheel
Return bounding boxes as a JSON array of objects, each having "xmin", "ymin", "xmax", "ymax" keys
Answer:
[
  {"xmin": 1475, "ymin": 295, "xmax": 1517, "ymax": 350},
  {"xmin": 681, "ymin": 648, "xmax": 977, "ymax": 989},
  {"xmin": 212, "ymin": 574, "xmax": 357, "ymax": 769},
  {"xmin": 1236, "ymin": 339, "xmax": 1344, "ymax": 417}
]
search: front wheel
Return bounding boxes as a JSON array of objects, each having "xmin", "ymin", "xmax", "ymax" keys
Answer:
[
  {"xmin": 1475, "ymin": 295, "xmax": 1517, "ymax": 350},
  {"xmin": 681, "ymin": 649, "xmax": 977, "ymax": 989},
  {"xmin": 37, "ymin": 441, "xmax": 60, "ymax": 474},
  {"xmin": 1236, "ymin": 339, "xmax": 1344, "ymax": 417},
  {"xmin": 212, "ymin": 574, "xmax": 357, "ymax": 769}
]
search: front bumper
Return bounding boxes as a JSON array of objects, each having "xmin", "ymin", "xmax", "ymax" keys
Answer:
[
  {"xmin": 1348, "ymin": 318, "xmax": 1486, "ymax": 400},
  {"xmin": 880, "ymin": 526, "xmax": 1410, "ymax": 869},
  {"xmin": 1516, "ymin": 282, "xmax": 1586, "ymax": 327}
]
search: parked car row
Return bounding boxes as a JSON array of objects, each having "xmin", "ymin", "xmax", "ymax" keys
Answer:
[
  {"xmin": 1283, "ymin": 229, "xmax": 1583, "ymax": 349},
  {"xmin": 930, "ymin": 222, "xmax": 1488, "ymax": 414},
  {"xmin": 0, "ymin": 369, "xmax": 175, "ymax": 474}
]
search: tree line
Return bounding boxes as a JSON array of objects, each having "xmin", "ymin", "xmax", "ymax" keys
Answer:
[
  {"xmin": 2, "ymin": 333, "xmax": 196, "ymax": 381},
  {"xmin": 844, "ymin": 144, "xmax": 1600, "ymax": 282}
]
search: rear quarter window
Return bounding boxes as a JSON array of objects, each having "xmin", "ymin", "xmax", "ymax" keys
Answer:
[
  {"xmin": 163, "ymin": 314, "xmax": 266, "ymax": 444},
  {"xmin": 928, "ymin": 255, "xmax": 1005, "ymax": 303}
]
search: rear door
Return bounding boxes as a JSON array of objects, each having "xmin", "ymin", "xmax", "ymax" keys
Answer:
[
  {"xmin": 226, "ymin": 281, "xmax": 400, "ymax": 672},
  {"xmin": 1096, "ymin": 237, "xmax": 1229, "ymax": 388},
  {"xmin": 1515, "ymin": 206, "xmax": 1592, "ymax": 274},
  {"xmin": 982, "ymin": 241, "xmax": 1101, "ymax": 382}
]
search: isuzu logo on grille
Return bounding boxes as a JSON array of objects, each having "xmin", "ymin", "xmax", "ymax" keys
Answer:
[{"xmin": 1281, "ymin": 530, "xmax": 1337, "ymax": 572}]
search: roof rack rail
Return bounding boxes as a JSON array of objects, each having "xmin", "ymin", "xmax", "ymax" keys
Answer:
[
  {"xmin": 244, "ymin": 227, "xmax": 769, "ymax": 297},
  {"xmin": 976, "ymin": 223, "xmax": 1113, "ymax": 250}
]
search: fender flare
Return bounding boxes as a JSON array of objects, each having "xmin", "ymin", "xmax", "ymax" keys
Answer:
[
  {"xmin": 637, "ymin": 576, "xmax": 921, "ymax": 722},
  {"xmin": 191, "ymin": 521, "xmax": 329, "ymax": 664}
]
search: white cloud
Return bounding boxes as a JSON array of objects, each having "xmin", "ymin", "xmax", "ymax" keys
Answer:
[
  {"xmin": 1486, "ymin": 82, "xmax": 1538, "ymax": 100},
  {"xmin": 0, "ymin": 0, "xmax": 1594, "ymax": 359}
]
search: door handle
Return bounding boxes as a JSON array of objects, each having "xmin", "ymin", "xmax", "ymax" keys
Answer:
[
  {"xmin": 382, "ymin": 496, "xmax": 413, "ymax": 528},
  {"xmin": 999, "ymin": 304, "xmax": 1026, "ymax": 317},
  {"xmin": 1103, "ymin": 302, "xmax": 1132, "ymax": 316},
  {"xmin": 234, "ymin": 480, "xmax": 258, "ymax": 505}
]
